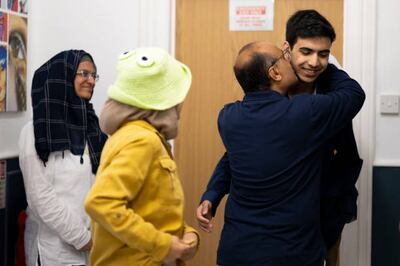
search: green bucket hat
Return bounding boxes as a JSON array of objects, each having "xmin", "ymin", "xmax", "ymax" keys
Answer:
[{"xmin": 108, "ymin": 47, "xmax": 192, "ymax": 110}]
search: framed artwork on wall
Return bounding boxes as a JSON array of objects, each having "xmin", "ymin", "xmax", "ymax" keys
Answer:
[{"xmin": 0, "ymin": 1, "xmax": 27, "ymax": 112}]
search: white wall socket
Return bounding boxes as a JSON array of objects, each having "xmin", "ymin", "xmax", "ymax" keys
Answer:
[{"xmin": 380, "ymin": 95, "xmax": 399, "ymax": 114}]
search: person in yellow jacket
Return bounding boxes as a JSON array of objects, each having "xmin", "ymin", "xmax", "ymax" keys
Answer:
[{"xmin": 84, "ymin": 47, "xmax": 199, "ymax": 266}]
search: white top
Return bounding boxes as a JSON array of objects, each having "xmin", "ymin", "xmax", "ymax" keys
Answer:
[
  {"xmin": 19, "ymin": 121, "xmax": 94, "ymax": 266},
  {"xmin": 329, "ymin": 54, "xmax": 342, "ymax": 69}
]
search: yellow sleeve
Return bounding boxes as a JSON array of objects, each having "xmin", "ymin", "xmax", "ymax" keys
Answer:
[
  {"xmin": 85, "ymin": 136, "xmax": 171, "ymax": 262},
  {"xmin": 183, "ymin": 222, "xmax": 200, "ymax": 247}
]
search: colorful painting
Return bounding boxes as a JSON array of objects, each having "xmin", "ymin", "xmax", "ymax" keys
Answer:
[
  {"xmin": 7, "ymin": 0, "xmax": 17, "ymax": 12},
  {"xmin": 0, "ymin": 0, "xmax": 7, "ymax": 9},
  {"xmin": 7, "ymin": 14, "xmax": 26, "ymax": 111},
  {"xmin": 0, "ymin": 4, "xmax": 27, "ymax": 112},
  {"xmin": 0, "ymin": 12, "xmax": 8, "ymax": 42},
  {"xmin": 0, "ymin": 46, "xmax": 6, "ymax": 112},
  {"xmin": 19, "ymin": 0, "xmax": 27, "ymax": 14}
]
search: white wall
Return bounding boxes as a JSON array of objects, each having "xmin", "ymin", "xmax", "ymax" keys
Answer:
[
  {"xmin": 375, "ymin": 0, "xmax": 400, "ymax": 165},
  {"xmin": 0, "ymin": 0, "xmax": 174, "ymax": 159}
]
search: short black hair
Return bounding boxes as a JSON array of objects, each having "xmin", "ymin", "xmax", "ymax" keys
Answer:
[
  {"xmin": 286, "ymin": 9, "xmax": 336, "ymax": 47},
  {"xmin": 234, "ymin": 43, "xmax": 275, "ymax": 93}
]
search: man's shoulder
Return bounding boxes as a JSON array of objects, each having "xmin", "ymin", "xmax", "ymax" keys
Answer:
[
  {"xmin": 219, "ymin": 100, "xmax": 242, "ymax": 114},
  {"xmin": 224, "ymin": 100, "xmax": 241, "ymax": 107}
]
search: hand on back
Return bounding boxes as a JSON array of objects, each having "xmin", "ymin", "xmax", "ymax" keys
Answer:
[{"xmin": 196, "ymin": 200, "xmax": 213, "ymax": 232}]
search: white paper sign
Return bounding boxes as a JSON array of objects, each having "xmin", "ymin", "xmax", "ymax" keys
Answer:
[{"xmin": 229, "ymin": 0, "xmax": 274, "ymax": 31}]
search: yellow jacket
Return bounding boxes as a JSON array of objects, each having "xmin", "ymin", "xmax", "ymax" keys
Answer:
[{"xmin": 85, "ymin": 120, "xmax": 197, "ymax": 266}]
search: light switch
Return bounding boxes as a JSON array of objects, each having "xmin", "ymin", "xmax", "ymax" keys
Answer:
[{"xmin": 380, "ymin": 95, "xmax": 399, "ymax": 114}]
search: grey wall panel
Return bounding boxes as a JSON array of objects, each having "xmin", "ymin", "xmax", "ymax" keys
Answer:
[{"xmin": 372, "ymin": 167, "xmax": 400, "ymax": 266}]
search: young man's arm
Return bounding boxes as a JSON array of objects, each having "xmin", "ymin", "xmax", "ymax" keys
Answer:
[
  {"xmin": 316, "ymin": 62, "xmax": 363, "ymax": 223},
  {"xmin": 331, "ymin": 123, "xmax": 363, "ymax": 222}
]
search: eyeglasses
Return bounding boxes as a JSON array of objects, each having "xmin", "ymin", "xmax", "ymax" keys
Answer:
[
  {"xmin": 76, "ymin": 70, "xmax": 99, "ymax": 82},
  {"xmin": 269, "ymin": 48, "xmax": 291, "ymax": 69}
]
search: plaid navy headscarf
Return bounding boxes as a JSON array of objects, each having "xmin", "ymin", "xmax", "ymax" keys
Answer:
[{"xmin": 31, "ymin": 50, "xmax": 107, "ymax": 174}]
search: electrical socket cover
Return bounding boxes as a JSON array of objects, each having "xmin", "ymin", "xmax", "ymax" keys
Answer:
[{"xmin": 380, "ymin": 95, "xmax": 399, "ymax": 114}]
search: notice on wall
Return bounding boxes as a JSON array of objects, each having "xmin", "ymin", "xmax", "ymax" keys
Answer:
[
  {"xmin": 229, "ymin": 0, "xmax": 274, "ymax": 31},
  {"xmin": 0, "ymin": 160, "xmax": 5, "ymax": 209}
]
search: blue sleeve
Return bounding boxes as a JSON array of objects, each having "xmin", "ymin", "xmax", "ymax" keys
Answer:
[
  {"xmin": 331, "ymin": 123, "xmax": 363, "ymax": 222},
  {"xmin": 200, "ymin": 152, "xmax": 231, "ymax": 216},
  {"xmin": 333, "ymin": 123, "xmax": 363, "ymax": 187},
  {"xmin": 316, "ymin": 67, "xmax": 364, "ymax": 222},
  {"xmin": 303, "ymin": 64, "xmax": 365, "ymax": 143}
]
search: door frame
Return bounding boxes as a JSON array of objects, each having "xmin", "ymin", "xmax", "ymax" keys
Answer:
[{"xmin": 342, "ymin": 0, "xmax": 376, "ymax": 266}]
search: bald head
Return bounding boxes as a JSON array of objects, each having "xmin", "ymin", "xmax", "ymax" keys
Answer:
[
  {"xmin": 234, "ymin": 41, "xmax": 287, "ymax": 93},
  {"xmin": 235, "ymin": 41, "xmax": 282, "ymax": 68},
  {"xmin": 234, "ymin": 41, "xmax": 298, "ymax": 94}
]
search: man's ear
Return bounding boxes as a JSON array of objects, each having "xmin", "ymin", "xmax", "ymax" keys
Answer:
[
  {"xmin": 268, "ymin": 66, "xmax": 282, "ymax": 82},
  {"xmin": 282, "ymin": 41, "xmax": 290, "ymax": 51}
]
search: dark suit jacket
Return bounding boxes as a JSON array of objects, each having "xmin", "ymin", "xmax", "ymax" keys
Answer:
[
  {"xmin": 202, "ymin": 65, "xmax": 365, "ymax": 265},
  {"xmin": 201, "ymin": 68, "xmax": 363, "ymax": 251},
  {"xmin": 316, "ymin": 69, "xmax": 363, "ymax": 249},
  {"xmin": 319, "ymin": 123, "xmax": 363, "ymax": 249}
]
